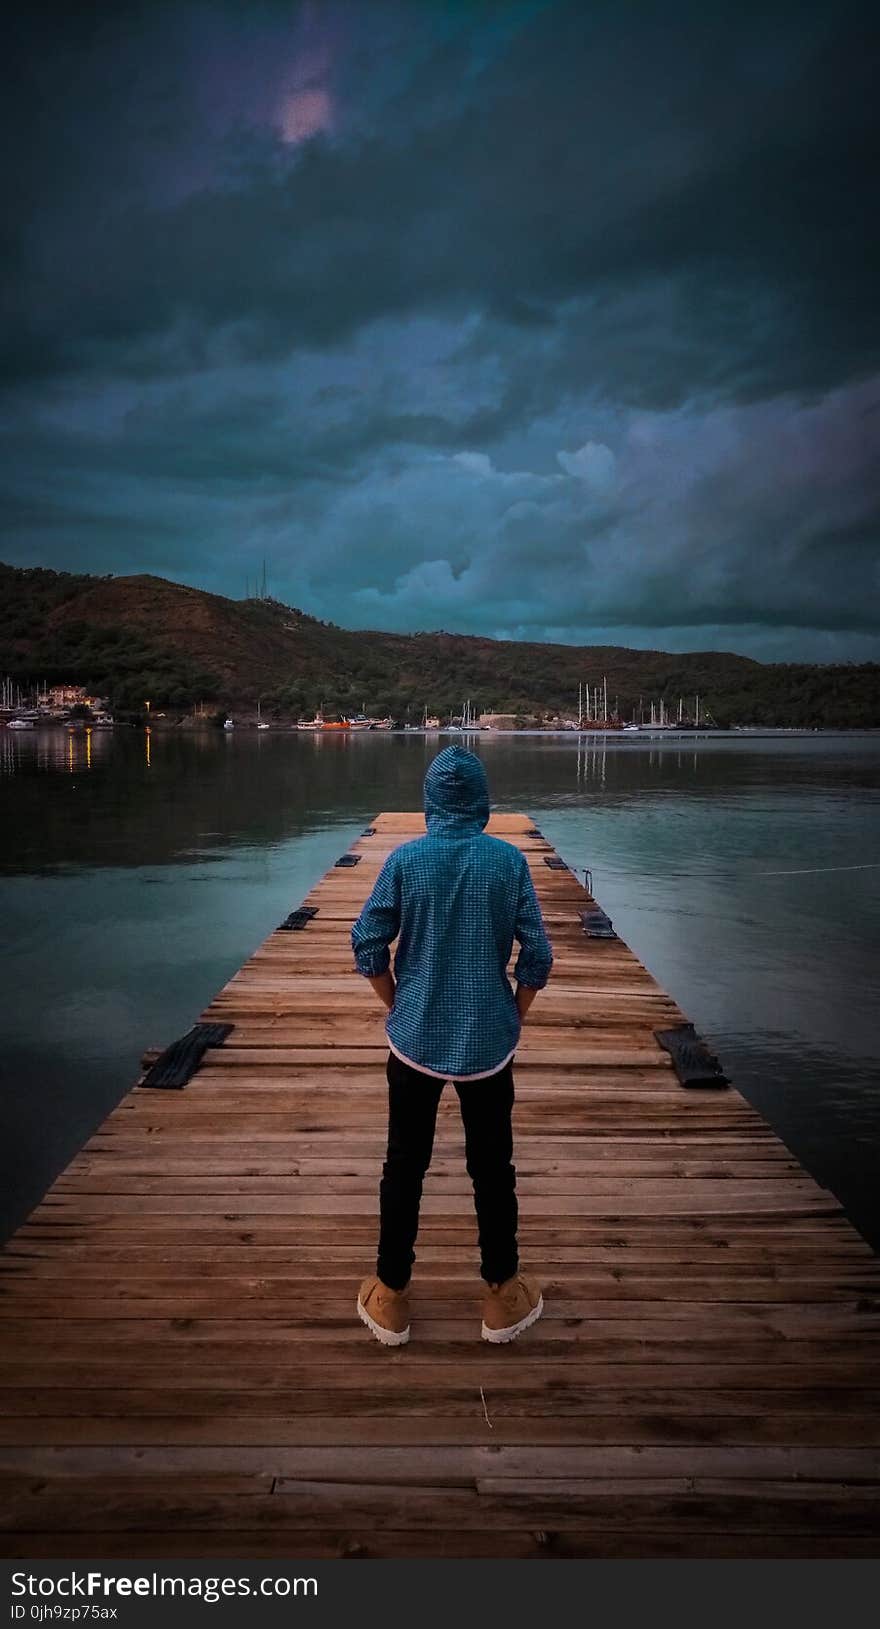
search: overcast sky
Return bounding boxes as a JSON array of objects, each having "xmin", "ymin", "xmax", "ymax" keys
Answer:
[{"xmin": 2, "ymin": 0, "xmax": 878, "ymax": 660}]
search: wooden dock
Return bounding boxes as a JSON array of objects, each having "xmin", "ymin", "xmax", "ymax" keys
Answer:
[{"xmin": 1, "ymin": 812, "xmax": 879, "ymax": 1558}]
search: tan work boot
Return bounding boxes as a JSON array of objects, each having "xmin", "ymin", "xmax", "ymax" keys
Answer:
[
  {"xmin": 357, "ymin": 1275, "xmax": 411, "ymax": 1346},
  {"xmin": 482, "ymin": 1273, "xmax": 543, "ymax": 1343}
]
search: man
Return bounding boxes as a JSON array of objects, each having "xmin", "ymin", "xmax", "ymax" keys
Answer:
[{"xmin": 350, "ymin": 744, "xmax": 553, "ymax": 1346}]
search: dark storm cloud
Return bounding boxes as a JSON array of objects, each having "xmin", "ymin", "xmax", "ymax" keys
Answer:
[
  {"xmin": 4, "ymin": 0, "xmax": 878, "ymax": 398},
  {"xmin": 1, "ymin": 0, "xmax": 878, "ymax": 658}
]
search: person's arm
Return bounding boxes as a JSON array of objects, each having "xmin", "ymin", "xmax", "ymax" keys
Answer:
[
  {"xmin": 512, "ymin": 855, "xmax": 553, "ymax": 1018},
  {"xmin": 515, "ymin": 981, "xmax": 539, "ymax": 1020},
  {"xmin": 351, "ymin": 853, "xmax": 401, "ymax": 1008},
  {"xmin": 367, "ymin": 969, "xmax": 396, "ymax": 1010}
]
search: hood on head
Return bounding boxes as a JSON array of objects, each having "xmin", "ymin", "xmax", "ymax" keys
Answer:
[{"xmin": 424, "ymin": 745, "xmax": 490, "ymax": 835}]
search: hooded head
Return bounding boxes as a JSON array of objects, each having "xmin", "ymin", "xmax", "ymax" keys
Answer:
[{"xmin": 424, "ymin": 745, "xmax": 490, "ymax": 836}]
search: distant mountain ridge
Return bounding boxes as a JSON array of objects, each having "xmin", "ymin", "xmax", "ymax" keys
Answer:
[{"xmin": 1, "ymin": 562, "xmax": 877, "ymax": 727}]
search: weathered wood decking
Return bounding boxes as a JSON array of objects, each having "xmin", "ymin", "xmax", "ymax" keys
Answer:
[{"xmin": 1, "ymin": 812, "xmax": 879, "ymax": 1558}]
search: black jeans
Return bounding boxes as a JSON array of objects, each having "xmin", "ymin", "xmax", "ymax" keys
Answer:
[{"xmin": 376, "ymin": 1049, "xmax": 519, "ymax": 1291}]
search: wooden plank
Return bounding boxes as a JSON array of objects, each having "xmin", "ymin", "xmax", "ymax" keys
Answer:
[
  {"xmin": 2, "ymin": 1476, "xmax": 880, "ymax": 1537},
  {"xmin": 4, "ymin": 1528, "xmax": 878, "ymax": 1560},
  {"xmin": 3, "ymin": 1382, "xmax": 879, "ymax": 1419},
  {"xmin": 3, "ymin": 1444, "xmax": 879, "ymax": 1480},
  {"xmin": 0, "ymin": 1412, "xmax": 879, "ymax": 1448},
  {"xmin": 1, "ymin": 1356, "xmax": 878, "ymax": 1391}
]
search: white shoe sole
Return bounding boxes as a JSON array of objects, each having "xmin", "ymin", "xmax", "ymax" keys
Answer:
[
  {"xmin": 481, "ymin": 1293, "xmax": 544, "ymax": 1343},
  {"xmin": 357, "ymin": 1297, "xmax": 410, "ymax": 1347}
]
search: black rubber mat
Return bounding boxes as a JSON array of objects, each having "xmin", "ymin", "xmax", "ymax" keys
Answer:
[
  {"xmin": 580, "ymin": 907, "xmax": 617, "ymax": 939},
  {"xmin": 139, "ymin": 1023, "xmax": 234, "ymax": 1090},
  {"xmin": 654, "ymin": 1023, "xmax": 730, "ymax": 1089},
  {"xmin": 278, "ymin": 905, "xmax": 318, "ymax": 930}
]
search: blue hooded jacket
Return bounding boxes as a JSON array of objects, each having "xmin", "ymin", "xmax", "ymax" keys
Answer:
[{"xmin": 351, "ymin": 745, "xmax": 553, "ymax": 1078}]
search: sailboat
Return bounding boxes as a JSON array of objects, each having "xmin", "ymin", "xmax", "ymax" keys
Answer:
[
  {"xmin": 457, "ymin": 698, "xmax": 480, "ymax": 731},
  {"xmin": 256, "ymin": 699, "xmax": 270, "ymax": 730}
]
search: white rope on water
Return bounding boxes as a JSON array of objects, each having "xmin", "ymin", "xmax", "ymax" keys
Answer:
[
  {"xmin": 548, "ymin": 841, "xmax": 880, "ymax": 887},
  {"xmin": 570, "ymin": 859, "xmax": 880, "ymax": 882},
  {"xmin": 758, "ymin": 862, "xmax": 880, "ymax": 877}
]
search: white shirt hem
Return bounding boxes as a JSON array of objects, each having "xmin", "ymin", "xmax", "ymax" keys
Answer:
[{"xmin": 387, "ymin": 1034, "xmax": 517, "ymax": 1083}]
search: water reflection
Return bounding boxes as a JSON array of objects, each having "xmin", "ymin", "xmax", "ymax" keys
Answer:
[
  {"xmin": 574, "ymin": 737, "xmax": 607, "ymax": 787},
  {"xmin": 0, "ymin": 724, "xmax": 115, "ymax": 777}
]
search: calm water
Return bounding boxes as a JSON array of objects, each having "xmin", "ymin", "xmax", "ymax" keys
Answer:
[{"xmin": 1, "ymin": 727, "xmax": 879, "ymax": 1248}]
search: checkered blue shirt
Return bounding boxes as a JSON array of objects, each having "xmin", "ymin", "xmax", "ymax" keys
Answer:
[{"xmin": 351, "ymin": 747, "xmax": 553, "ymax": 1078}]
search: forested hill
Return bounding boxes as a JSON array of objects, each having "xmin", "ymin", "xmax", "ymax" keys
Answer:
[{"xmin": 1, "ymin": 563, "xmax": 877, "ymax": 727}]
